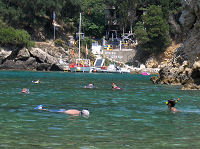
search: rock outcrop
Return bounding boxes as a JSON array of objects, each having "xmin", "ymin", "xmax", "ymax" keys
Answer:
[
  {"xmin": 0, "ymin": 41, "xmax": 69, "ymax": 71},
  {"xmin": 0, "ymin": 49, "xmax": 12, "ymax": 64},
  {"xmin": 151, "ymin": 0, "xmax": 200, "ymax": 90}
]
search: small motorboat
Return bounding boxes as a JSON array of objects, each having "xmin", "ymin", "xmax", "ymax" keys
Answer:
[{"xmin": 141, "ymin": 72, "xmax": 151, "ymax": 76}]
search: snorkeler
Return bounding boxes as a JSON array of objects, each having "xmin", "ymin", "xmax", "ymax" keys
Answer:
[
  {"xmin": 166, "ymin": 98, "xmax": 180, "ymax": 112},
  {"xmin": 112, "ymin": 82, "xmax": 122, "ymax": 90},
  {"xmin": 84, "ymin": 83, "xmax": 96, "ymax": 88},
  {"xmin": 21, "ymin": 88, "xmax": 29, "ymax": 94},
  {"xmin": 32, "ymin": 80, "xmax": 40, "ymax": 84},
  {"xmin": 112, "ymin": 82, "xmax": 118, "ymax": 89},
  {"xmin": 34, "ymin": 105, "xmax": 90, "ymax": 117}
]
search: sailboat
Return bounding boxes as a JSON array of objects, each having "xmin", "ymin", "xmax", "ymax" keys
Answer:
[{"xmin": 70, "ymin": 13, "xmax": 91, "ymax": 72}]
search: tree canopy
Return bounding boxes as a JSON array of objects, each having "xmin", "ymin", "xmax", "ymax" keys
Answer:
[
  {"xmin": 79, "ymin": 0, "xmax": 106, "ymax": 38},
  {"xmin": 134, "ymin": 5, "xmax": 170, "ymax": 52}
]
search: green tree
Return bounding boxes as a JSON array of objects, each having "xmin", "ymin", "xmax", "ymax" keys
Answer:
[
  {"xmin": 0, "ymin": 27, "xmax": 33, "ymax": 48},
  {"xmin": 0, "ymin": 0, "xmax": 80, "ymax": 38},
  {"xmin": 79, "ymin": 0, "xmax": 106, "ymax": 38},
  {"xmin": 116, "ymin": 0, "xmax": 139, "ymax": 34},
  {"xmin": 135, "ymin": 5, "xmax": 170, "ymax": 53},
  {"xmin": 134, "ymin": 22, "xmax": 149, "ymax": 45}
]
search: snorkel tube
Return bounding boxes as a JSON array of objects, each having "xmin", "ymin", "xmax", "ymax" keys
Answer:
[
  {"xmin": 176, "ymin": 98, "xmax": 180, "ymax": 103},
  {"xmin": 34, "ymin": 105, "xmax": 43, "ymax": 110}
]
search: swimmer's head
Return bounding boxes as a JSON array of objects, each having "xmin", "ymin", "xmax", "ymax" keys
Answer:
[
  {"xmin": 80, "ymin": 109, "xmax": 90, "ymax": 117},
  {"xmin": 22, "ymin": 88, "xmax": 29, "ymax": 94},
  {"xmin": 34, "ymin": 105, "xmax": 43, "ymax": 110},
  {"xmin": 166, "ymin": 99, "xmax": 176, "ymax": 107}
]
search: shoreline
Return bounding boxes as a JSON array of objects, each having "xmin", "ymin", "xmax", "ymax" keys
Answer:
[{"xmin": 0, "ymin": 68, "xmax": 160, "ymax": 75}]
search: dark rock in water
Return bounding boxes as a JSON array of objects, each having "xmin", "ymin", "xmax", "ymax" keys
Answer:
[
  {"xmin": 50, "ymin": 64, "xmax": 63, "ymax": 71},
  {"xmin": 153, "ymin": 60, "xmax": 200, "ymax": 90},
  {"xmin": 182, "ymin": 82, "xmax": 200, "ymax": 90},
  {"xmin": 36, "ymin": 63, "xmax": 51, "ymax": 71},
  {"xmin": 150, "ymin": 76, "xmax": 158, "ymax": 84},
  {"xmin": 0, "ymin": 60, "xmax": 26, "ymax": 70}
]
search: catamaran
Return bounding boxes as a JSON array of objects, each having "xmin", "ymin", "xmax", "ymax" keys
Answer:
[{"xmin": 70, "ymin": 13, "xmax": 91, "ymax": 72}]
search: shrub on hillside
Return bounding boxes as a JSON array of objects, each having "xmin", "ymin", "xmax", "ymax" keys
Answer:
[
  {"xmin": 54, "ymin": 38, "xmax": 65, "ymax": 47},
  {"xmin": 0, "ymin": 27, "xmax": 34, "ymax": 48}
]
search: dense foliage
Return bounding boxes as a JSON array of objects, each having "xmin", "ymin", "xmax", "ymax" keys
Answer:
[
  {"xmin": 80, "ymin": 0, "xmax": 106, "ymax": 38},
  {"xmin": 0, "ymin": 0, "xmax": 182, "ymax": 52},
  {"xmin": 0, "ymin": 27, "xmax": 33, "ymax": 48},
  {"xmin": 135, "ymin": 5, "xmax": 170, "ymax": 52}
]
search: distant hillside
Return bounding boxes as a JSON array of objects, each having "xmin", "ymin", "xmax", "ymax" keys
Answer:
[{"xmin": 0, "ymin": 0, "xmax": 186, "ymax": 72}]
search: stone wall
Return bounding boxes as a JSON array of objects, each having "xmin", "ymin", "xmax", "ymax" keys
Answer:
[{"xmin": 103, "ymin": 48, "xmax": 136, "ymax": 63}]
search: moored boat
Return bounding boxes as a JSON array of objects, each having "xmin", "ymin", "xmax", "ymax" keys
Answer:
[
  {"xmin": 70, "ymin": 13, "xmax": 91, "ymax": 73},
  {"xmin": 70, "ymin": 59, "xmax": 91, "ymax": 72},
  {"xmin": 94, "ymin": 64, "xmax": 130, "ymax": 73}
]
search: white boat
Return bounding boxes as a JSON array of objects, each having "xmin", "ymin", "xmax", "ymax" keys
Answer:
[
  {"xmin": 70, "ymin": 13, "xmax": 91, "ymax": 72},
  {"xmin": 96, "ymin": 64, "xmax": 130, "ymax": 73}
]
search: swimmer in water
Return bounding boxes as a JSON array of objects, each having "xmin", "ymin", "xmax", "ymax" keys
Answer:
[
  {"xmin": 166, "ymin": 98, "xmax": 180, "ymax": 112},
  {"xmin": 112, "ymin": 82, "xmax": 118, "ymax": 89},
  {"xmin": 35, "ymin": 105, "xmax": 90, "ymax": 117},
  {"xmin": 32, "ymin": 80, "xmax": 40, "ymax": 84},
  {"xmin": 84, "ymin": 83, "xmax": 96, "ymax": 88},
  {"xmin": 112, "ymin": 82, "xmax": 122, "ymax": 90},
  {"xmin": 21, "ymin": 88, "xmax": 29, "ymax": 94}
]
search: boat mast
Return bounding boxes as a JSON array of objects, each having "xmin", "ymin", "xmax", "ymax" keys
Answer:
[{"xmin": 78, "ymin": 13, "xmax": 81, "ymax": 60}]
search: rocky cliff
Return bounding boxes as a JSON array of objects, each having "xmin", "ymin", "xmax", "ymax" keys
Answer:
[
  {"xmin": 151, "ymin": 0, "xmax": 200, "ymax": 90},
  {"xmin": 0, "ymin": 41, "xmax": 69, "ymax": 71}
]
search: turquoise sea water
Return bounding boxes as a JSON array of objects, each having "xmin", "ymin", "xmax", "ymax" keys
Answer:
[{"xmin": 0, "ymin": 71, "xmax": 200, "ymax": 149}]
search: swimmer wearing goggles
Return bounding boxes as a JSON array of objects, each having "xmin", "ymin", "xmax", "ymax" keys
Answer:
[{"xmin": 166, "ymin": 98, "xmax": 180, "ymax": 112}]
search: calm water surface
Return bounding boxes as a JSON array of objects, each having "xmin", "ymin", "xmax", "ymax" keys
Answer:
[{"xmin": 0, "ymin": 71, "xmax": 200, "ymax": 149}]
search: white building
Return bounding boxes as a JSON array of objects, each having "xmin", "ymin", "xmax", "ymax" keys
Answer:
[{"xmin": 91, "ymin": 42, "xmax": 103, "ymax": 57}]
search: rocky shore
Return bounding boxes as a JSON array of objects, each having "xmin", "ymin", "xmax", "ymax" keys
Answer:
[
  {"xmin": 0, "ymin": 41, "xmax": 69, "ymax": 71},
  {"xmin": 151, "ymin": 0, "xmax": 200, "ymax": 90}
]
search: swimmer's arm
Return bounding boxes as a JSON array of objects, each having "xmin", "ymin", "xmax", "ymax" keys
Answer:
[
  {"xmin": 38, "ymin": 108, "xmax": 66, "ymax": 113},
  {"xmin": 171, "ymin": 108, "xmax": 180, "ymax": 112},
  {"xmin": 56, "ymin": 109, "xmax": 66, "ymax": 113}
]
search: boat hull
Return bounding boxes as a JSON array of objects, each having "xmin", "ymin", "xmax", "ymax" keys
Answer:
[{"xmin": 70, "ymin": 67, "xmax": 91, "ymax": 72}]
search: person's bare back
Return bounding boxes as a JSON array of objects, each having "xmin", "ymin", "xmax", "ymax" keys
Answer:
[{"xmin": 35, "ymin": 105, "xmax": 90, "ymax": 117}]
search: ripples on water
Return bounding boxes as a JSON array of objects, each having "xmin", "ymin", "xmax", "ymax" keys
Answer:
[{"xmin": 0, "ymin": 71, "xmax": 200, "ymax": 149}]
